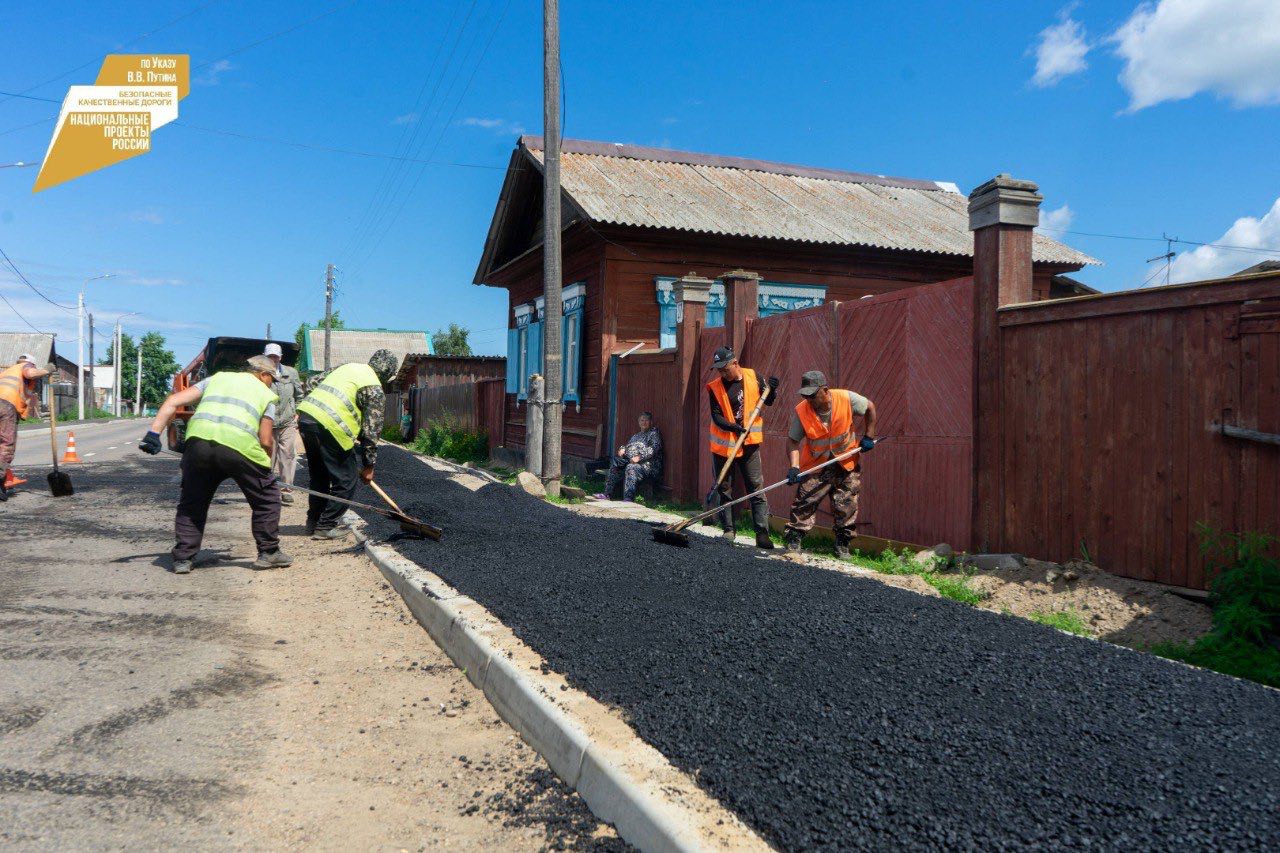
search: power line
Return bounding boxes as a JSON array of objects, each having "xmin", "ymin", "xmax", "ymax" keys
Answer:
[
  {"xmin": 191, "ymin": 0, "xmax": 360, "ymax": 71},
  {"xmin": 1040, "ymin": 225, "xmax": 1280, "ymax": 258},
  {"xmin": 0, "ymin": 288, "xmax": 49, "ymax": 333},
  {"xmin": 0, "ymin": 246, "xmax": 76, "ymax": 311}
]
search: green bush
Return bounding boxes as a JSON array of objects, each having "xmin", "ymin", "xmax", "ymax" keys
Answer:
[
  {"xmin": 57, "ymin": 407, "xmax": 114, "ymax": 422},
  {"xmin": 411, "ymin": 418, "xmax": 488, "ymax": 464},
  {"xmin": 381, "ymin": 423, "xmax": 404, "ymax": 443},
  {"xmin": 1029, "ymin": 608, "xmax": 1094, "ymax": 637},
  {"xmin": 1152, "ymin": 527, "xmax": 1280, "ymax": 687}
]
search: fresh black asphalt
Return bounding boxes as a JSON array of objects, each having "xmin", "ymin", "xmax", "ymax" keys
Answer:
[{"xmin": 358, "ymin": 446, "xmax": 1280, "ymax": 850}]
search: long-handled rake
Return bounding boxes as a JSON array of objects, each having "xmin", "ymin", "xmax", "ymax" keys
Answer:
[{"xmin": 651, "ymin": 436, "xmax": 891, "ymax": 547}]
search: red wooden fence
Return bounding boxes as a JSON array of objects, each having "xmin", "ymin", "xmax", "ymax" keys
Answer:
[{"xmin": 613, "ymin": 352, "xmax": 681, "ymax": 491}]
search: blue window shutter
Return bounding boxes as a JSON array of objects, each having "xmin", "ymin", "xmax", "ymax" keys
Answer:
[
  {"xmin": 659, "ymin": 304, "xmax": 676, "ymax": 348},
  {"xmin": 528, "ymin": 321, "xmax": 543, "ymax": 391},
  {"xmin": 562, "ymin": 309, "xmax": 583, "ymax": 403},
  {"xmin": 707, "ymin": 305, "xmax": 725, "ymax": 328},
  {"xmin": 505, "ymin": 328, "xmax": 520, "ymax": 394}
]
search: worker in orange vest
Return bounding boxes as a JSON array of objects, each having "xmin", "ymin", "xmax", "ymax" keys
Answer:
[
  {"xmin": 0, "ymin": 353, "xmax": 54, "ymax": 500},
  {"xmin": 707, "ymin": 345, "xmax": 778, "ymax": 549},
  {"xmin": 782, "ymin": 370, "xmax": 878, "ymax": 558}
]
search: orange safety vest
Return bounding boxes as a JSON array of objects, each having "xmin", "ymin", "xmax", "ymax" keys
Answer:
[
  {"xmin": 707, "ymin": 367, "xmax": 763, "ymax": 457},
  {"xmin": 0, "ymin": 363, "xmax": 34, "ymax": 418},
  {"xmin": 795, "ymin": 390, "xmax": 859, "ymax": 472}
]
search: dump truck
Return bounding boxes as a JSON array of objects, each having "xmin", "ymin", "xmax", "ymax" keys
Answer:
[{"xmin": 167, "ymin": 336, "xmax": 301, "ymax": 451}]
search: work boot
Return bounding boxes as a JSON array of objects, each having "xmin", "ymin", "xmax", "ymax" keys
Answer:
[
  {"xmin": 755, "ymin": 529, "xmax": 776, "ymax": 550},
  {"xmin": 280, "ymin": 490, "xmax": 294, "ymax": 505},
  {"xmin": 254, "ymin": 549, "xmax": 293, "ymax": 570},
  {"xmin": 305, "ymin": 515, "xmax": 319, "ymax": 536},
  {"xmin": 722, "ymin": 526, "xmax": 737, "ymax": 541},
  {"xmin": 172, "ymin": 558, "xmax": 193, "ymax": 574},
  {"xmin": 833, "ymin": 542, "xmax": 851, "ymax": 559},
  {"xmin": 312, "ymin": 526, "xmax": 350, "ymax": 541},
  {"xmin": 783, "ymin": 536, "xmax": 802, "ymax": 554}
]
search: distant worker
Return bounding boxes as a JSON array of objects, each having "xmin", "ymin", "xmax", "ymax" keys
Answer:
[
  {"xmin": 263, "ymin": 343, "xmax": 304, "ymax": 505},
  {"xmin": 707, "ymin": 345, "xmax": 778, "ymax": 549},
  {"xmin": 782, "ymin": 370, "xmax": 877, "ymax": 558},
  {"xmin": 0, "ymin": 353, "xmax": 54, "ymax": 500},
  {"xmin": 139, "ymin": 356, "xmax": 291, "ymax": 574},
  {"xmin": 594, "ymin": 411, "xmax": 662, "ymax": 502},
  {"xmin": 296, "ymin": 349, "xmax": 398, "ymax": 540}
]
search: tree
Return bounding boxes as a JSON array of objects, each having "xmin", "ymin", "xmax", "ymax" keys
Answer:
[
  {"xmin": 432, "ymin": 323, "xmax": 472, "ymax": 357},
  {"xmin": 295, "ymin": 310, "xmax": 345, "ymax": 354},
  {"xmin": 99, "ymin": 330, "xmax": 177, "ymax": 410}
]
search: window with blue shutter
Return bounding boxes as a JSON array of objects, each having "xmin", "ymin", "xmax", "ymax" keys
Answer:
[
  {"xmin": 511, "ymin": 302, "xmax": 536, "ymax": 399},
  {"xmin": 505, "ymin": 328, "xmax": 520, "ymax": 394},
  {"xmin": 561, "ymin": 282, "xmax": 585, "ymax": 406},
  {"xmin": 526, "ymin": 320, "xmax": 543, "ymax": 397},
  {"xmin": 655, "ymin": 277, "xmax": 826, "ymax": 344}
]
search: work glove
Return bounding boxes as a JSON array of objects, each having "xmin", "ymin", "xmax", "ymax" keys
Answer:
[
  {"xmin": 786, "ymin": 466, "xmax": 804, "ymax": 485},
  {"xmin": 139, "ymin": 431, "xmax": 162, "ymax": 455},
  {"xmin": 728, "ymin": 423, "xmax": 746, "ymax": 435},
  {"xmin": 859, "ymin": 436, "xmax": 876, "ymax": 453},
  {"xmin": 767, "ymin": 376, "xmax": 780, "ymax": 392}
]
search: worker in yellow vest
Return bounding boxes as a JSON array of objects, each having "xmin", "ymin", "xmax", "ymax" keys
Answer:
[
  {"xmin": 782, "ymin": 370, "xmax": 877, "ymax": 558},
  {"xmin": 296, "ymin": 349, "xmax": 398, "ymax": 540},
  {"xmin": 0, "ymin": 353, "xmax": 54, "ymax": 499},
  {"xmin": 140, "ymin": 356, "xmax": 289, "ymax": 574},
  {"xmin": 706, "ymin": 345, "xmax": 778, "ymax": 549}
]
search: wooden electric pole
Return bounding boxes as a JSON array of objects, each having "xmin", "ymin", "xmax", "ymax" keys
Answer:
[
  {"xmin": 266, "ymin": 322, "xmax": 272, "ymax": 339},
  {"xmin": 323, "ymin": 263, "xmax": 335, "ymax": 371},
  {"xmin": 540, "ymin": 0, "xmax": 563, "ymax": 497}
]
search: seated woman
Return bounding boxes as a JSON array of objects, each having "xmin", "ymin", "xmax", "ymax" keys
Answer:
[{"xmin": 595, "ymin": 411, "xmax": 662, "ymax": 502}]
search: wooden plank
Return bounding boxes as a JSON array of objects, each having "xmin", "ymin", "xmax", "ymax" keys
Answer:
[{"xmin": 999, "ymin": 275, "xmax": 1280, "ymax": 327}]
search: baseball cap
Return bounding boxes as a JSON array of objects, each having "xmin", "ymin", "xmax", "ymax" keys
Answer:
[
  {"xmin": 16, "ymin": 353, "xmax": 33, "ymax": 363},
  {"xmin": 263, "ymin": 343, "xmax": 283, "ymax": 357},
  {"xmin": 711, "ymin": 346, "xmax": 735, "ymax": 369},
  {"xmin": 247, "ymin": 355, "xmax": 277, "ymax": 376},
  {"xmin": 798, "ymin": 370, "xmax": 828, "ymax": 396}
]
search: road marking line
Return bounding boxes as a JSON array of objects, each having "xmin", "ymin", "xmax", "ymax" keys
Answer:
[
  {"xmin": 108, "ymin": 446, "xmax": 118, "ymax": 450},
  {"xmin": 83, "ymin": 452, "xmax": 96, "ymax": 457}
]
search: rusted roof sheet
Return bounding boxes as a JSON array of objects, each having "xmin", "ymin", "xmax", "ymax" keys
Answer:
[{"xmin": 521, "ymin": 138, "xmax": 1098, "ymax": 266}]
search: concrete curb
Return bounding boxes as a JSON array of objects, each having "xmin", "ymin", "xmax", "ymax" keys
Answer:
[{"xmin": 352, "ymin": 518, "xmax": 768, "ymax": 853}]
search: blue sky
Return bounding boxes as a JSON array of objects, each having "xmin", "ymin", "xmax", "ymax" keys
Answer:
[{"xmin": 2, "ymin": 0, "xmax": 1279, "ymax": 361}]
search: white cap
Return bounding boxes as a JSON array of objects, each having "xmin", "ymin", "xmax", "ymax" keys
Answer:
[
  {"xmin": 16, "ymin": 353, "xmax": 33, "ymax": 362},
  {"xmin": 263, "ymin": 343, "xmax": 283, "ymax": 357}
]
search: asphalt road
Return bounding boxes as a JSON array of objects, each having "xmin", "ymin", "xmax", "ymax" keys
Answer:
[
  {"xmin": 361, "ymin": 445, "xmax": 1280, "ymax": 851},
  {"xmin": 11, "ymin": 419, "xmax": 142, "ymax": 469}
]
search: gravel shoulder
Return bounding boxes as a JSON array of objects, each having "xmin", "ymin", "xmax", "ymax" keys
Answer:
[
  {"xmin": 0, "ymin": 457, "xmax": 620, "ymax": 850},
  {"xmin": 362, "ymin": 445, "xmax": 1280, "ymax": 851}
]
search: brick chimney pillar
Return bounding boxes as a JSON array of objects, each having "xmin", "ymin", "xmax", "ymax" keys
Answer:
[
  {"xmin": 968, "ymin": 174, "xmax": 1042, "ymax": 552},
  {"xmin": 720, "ymin": 269, "xmax": 761, "ymax": 359},
  {"xmin": 673, "ymin": 274, "xmax": 713, "ymax": 502}
]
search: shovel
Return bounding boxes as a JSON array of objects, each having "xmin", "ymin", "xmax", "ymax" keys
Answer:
[
  {"xmin": 652, "ymin": 436, "xmax": 891, "ymax": 547},
  {"xmin": 47, "ymin": 396, "xmax": 72, "ymax": 497},
  {"xmin": 285, "ymin": 481, "xmax": 443, "ymax": 541}
]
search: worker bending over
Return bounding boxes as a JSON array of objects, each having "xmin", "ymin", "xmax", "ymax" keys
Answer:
[
  {"xmin": 139, "ymin": 356, "xmax": 290, "ymax": 574},
  {"xmin": 0, "ymin": 353, "xmax": 53, "ymax": 499},
  {"xmin": 707, "ymin": 345, "xmax": 778, "ymax": 549},
  {"xmin": 783, "ymin": 370, "xmax": 877, "ymax": 558},
  {"xmin": 296, "ymin": 349, "xmax": 398, "ymax": 540}
]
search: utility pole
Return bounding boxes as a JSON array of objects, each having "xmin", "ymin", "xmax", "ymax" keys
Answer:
[
  {"xmin": 87, "ymin": 314, "xmax": 95, "ymax": 416},
  {"xmin": 135, "ymin": 345, "xmax": 143, "ymax": 416},
  {"xmin": 114, "ymin": 321, "xmax": 121, "ymax": 416},
  {"xmin": 324, "ymin": 263, "xmax": 335, "ymax": 371},
  {"xmin": 540, "ymin": 0, "xmax": 563, "ymax": 497},
  {"xmin": 266, "ymin": 322, "xmax": 272, "ymax": 339},
  {"xmin": 77, "ymin": 273, "xmax": 110, "ymax": 420}
]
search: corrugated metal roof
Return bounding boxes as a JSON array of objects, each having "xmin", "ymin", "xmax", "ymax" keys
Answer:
[
  {"xmin": 0, "ymin": 332, "xmax": 55, "ymax": 368},
  {"xmin": 521, "ymin": 139, "xmax": 1098, "ymax": 266},
  {"xmin": 302, "ymin": 328, "xmax": 430, "ymax": 373}
]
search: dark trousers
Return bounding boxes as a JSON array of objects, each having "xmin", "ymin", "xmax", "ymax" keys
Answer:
[
  {"xmin": 299, "ymin": 414, "xmax": 359, "ymax": 531},
  {"xmin": 603, "ymin": 456, "xmax": 657, "ymax": 502},
  {"xmin": 709, "ymin": 444, "xmax": 769, "ymax": 531},
  {"xmin": 174, "ymin": 437, "xmax": 280, "ymax": 560}
]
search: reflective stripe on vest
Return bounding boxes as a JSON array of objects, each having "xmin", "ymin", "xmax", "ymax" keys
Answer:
[
  {"xmin": 707, "ymin": 367, "xmax": 762, "ymax": 458},
  {"xmin": 0, "ymin": 364, "xmax": 31, "ymax": 418},
  {"xmin": 796, "ymin": 390, "xmax": 858, "ymax": 472},
  {"xmin": 184, "ymin": 372, "xmax": 278, "ymax": 468},
  {"xmin": 296, "ymin": 362, "xmax": 380, "ymax": 451}
]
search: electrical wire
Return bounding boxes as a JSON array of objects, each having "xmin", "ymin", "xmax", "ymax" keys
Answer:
[
  {"xmin": 0, "ymin": 246, "xmax": 76, "ymax": 311},
  {"xmin": 191, "ymin": 0, "xmax": 360, "ymax": 71},
  {"xmin": 0, "ymin": 289, "xmax": 49, "ymax": 333},
  {"xmin": 1039, "ymin": 226, "xmax": 1280, "ymax": 258}
]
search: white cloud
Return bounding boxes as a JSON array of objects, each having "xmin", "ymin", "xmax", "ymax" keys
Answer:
[
  {"xmin": 459, "ymin": 117, "xmax": 525, "ymax": 136},
  {"xmin": 1031, "ymin": 6, "xmax": 1090, "ymax": 87},
  {"xmin": 1168, "ymin": 197, "xmax": 1280, "ymax": 283},
  {"xmin": 1113, "ymin": 0, "xmax": 1280, "ymax": 111},
  {"xmin": 392, "ymin": 112, "xmax": 419, "ymax": 126},
  {"xmin": 127, "ymin": 209, "xmax": 163, "ymax": 225},
  {"xmin": 194, "ymin": 59, "xmax": 235, "ymax": 87},
  {"xmin": 1037, "ymin": 204, "xmax": 1075, "ymax": 234}
]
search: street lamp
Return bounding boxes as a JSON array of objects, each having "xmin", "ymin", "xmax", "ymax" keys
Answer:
[
  {"xmin": 113, "ymin": 311, "xmax": 139, "ymax": 416},
  {"xmin": 78, "ymin": 273, "xmax": 111, "ymax": 420}
]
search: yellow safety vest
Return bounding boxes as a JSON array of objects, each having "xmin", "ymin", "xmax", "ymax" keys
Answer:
[
  {"xmin": 297, "ymin": 362, "xmax": 380, "ymax": 451},
  {"xmin": 185, "ymin": 372, "xmax": 278, "ymax": 468},
  {"xmin": 0, "ymin": 363, "xmax": 34, "ymax": 418}
]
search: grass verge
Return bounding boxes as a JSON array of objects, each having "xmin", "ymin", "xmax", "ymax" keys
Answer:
[
  {"xmin": 1029, "ymin": 608, "xmax": 1094, "ymax": 637},
  {"xmin": 844, "ymin": 548, "xmax": 990, "ymax": 606}
]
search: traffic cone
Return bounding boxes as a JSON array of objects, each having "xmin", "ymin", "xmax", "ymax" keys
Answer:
[
  {"xmin": 61, "ymin": 431, "xmax": 82, "ymax": 463},
  {"xmin": 2, "ymin": 468, "xmax": 25, "ymax": 489}
]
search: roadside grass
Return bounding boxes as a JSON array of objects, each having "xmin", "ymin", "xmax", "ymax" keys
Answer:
[
  {"xmin": 1029, "ymin": 608, "xmax": 1094, "ymax": 637},
  {"xmin": 411, "ymin": 420, "xmax": 488, "ymax": 464},
  {"xmin": 1150, "ymin": 527, "xmax": 1280, "ymax": 688},
  {"xmin": 844, "ymin": 548, "xmax": 990, "ymax": 606},
  {"xmin": 380, "ymin": 424, "xmax": 404, "ymax": 443}
]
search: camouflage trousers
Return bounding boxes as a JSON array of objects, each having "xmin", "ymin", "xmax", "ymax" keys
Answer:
[
  {"xmin": 603, "ymin": 457, "xmax": 657, "ymax": 502},
  {"xmin": 783, "ymin": 465, "xmax": 860, "ymax": 544}
]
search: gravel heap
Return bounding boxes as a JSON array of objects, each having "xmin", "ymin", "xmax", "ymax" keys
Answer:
[{"xmin": 359, "ymin": 447, "xmax": 1280, "ymax": 850}]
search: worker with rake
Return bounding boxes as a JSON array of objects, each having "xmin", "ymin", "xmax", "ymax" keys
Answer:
[
  {"xmin": 782, "ymin": 370, "xmax": 877, "ymax": 558},
  {"xmin": 139, "ymin": 355, "xmax": 290, "ymax": 574},
  {"xmin": 0, "ymin": 353, "xmax": 54, "ymax": 500},
  {"xmin": 706, "ymin": 345, "xmax": 778, "ymax": 549}
]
